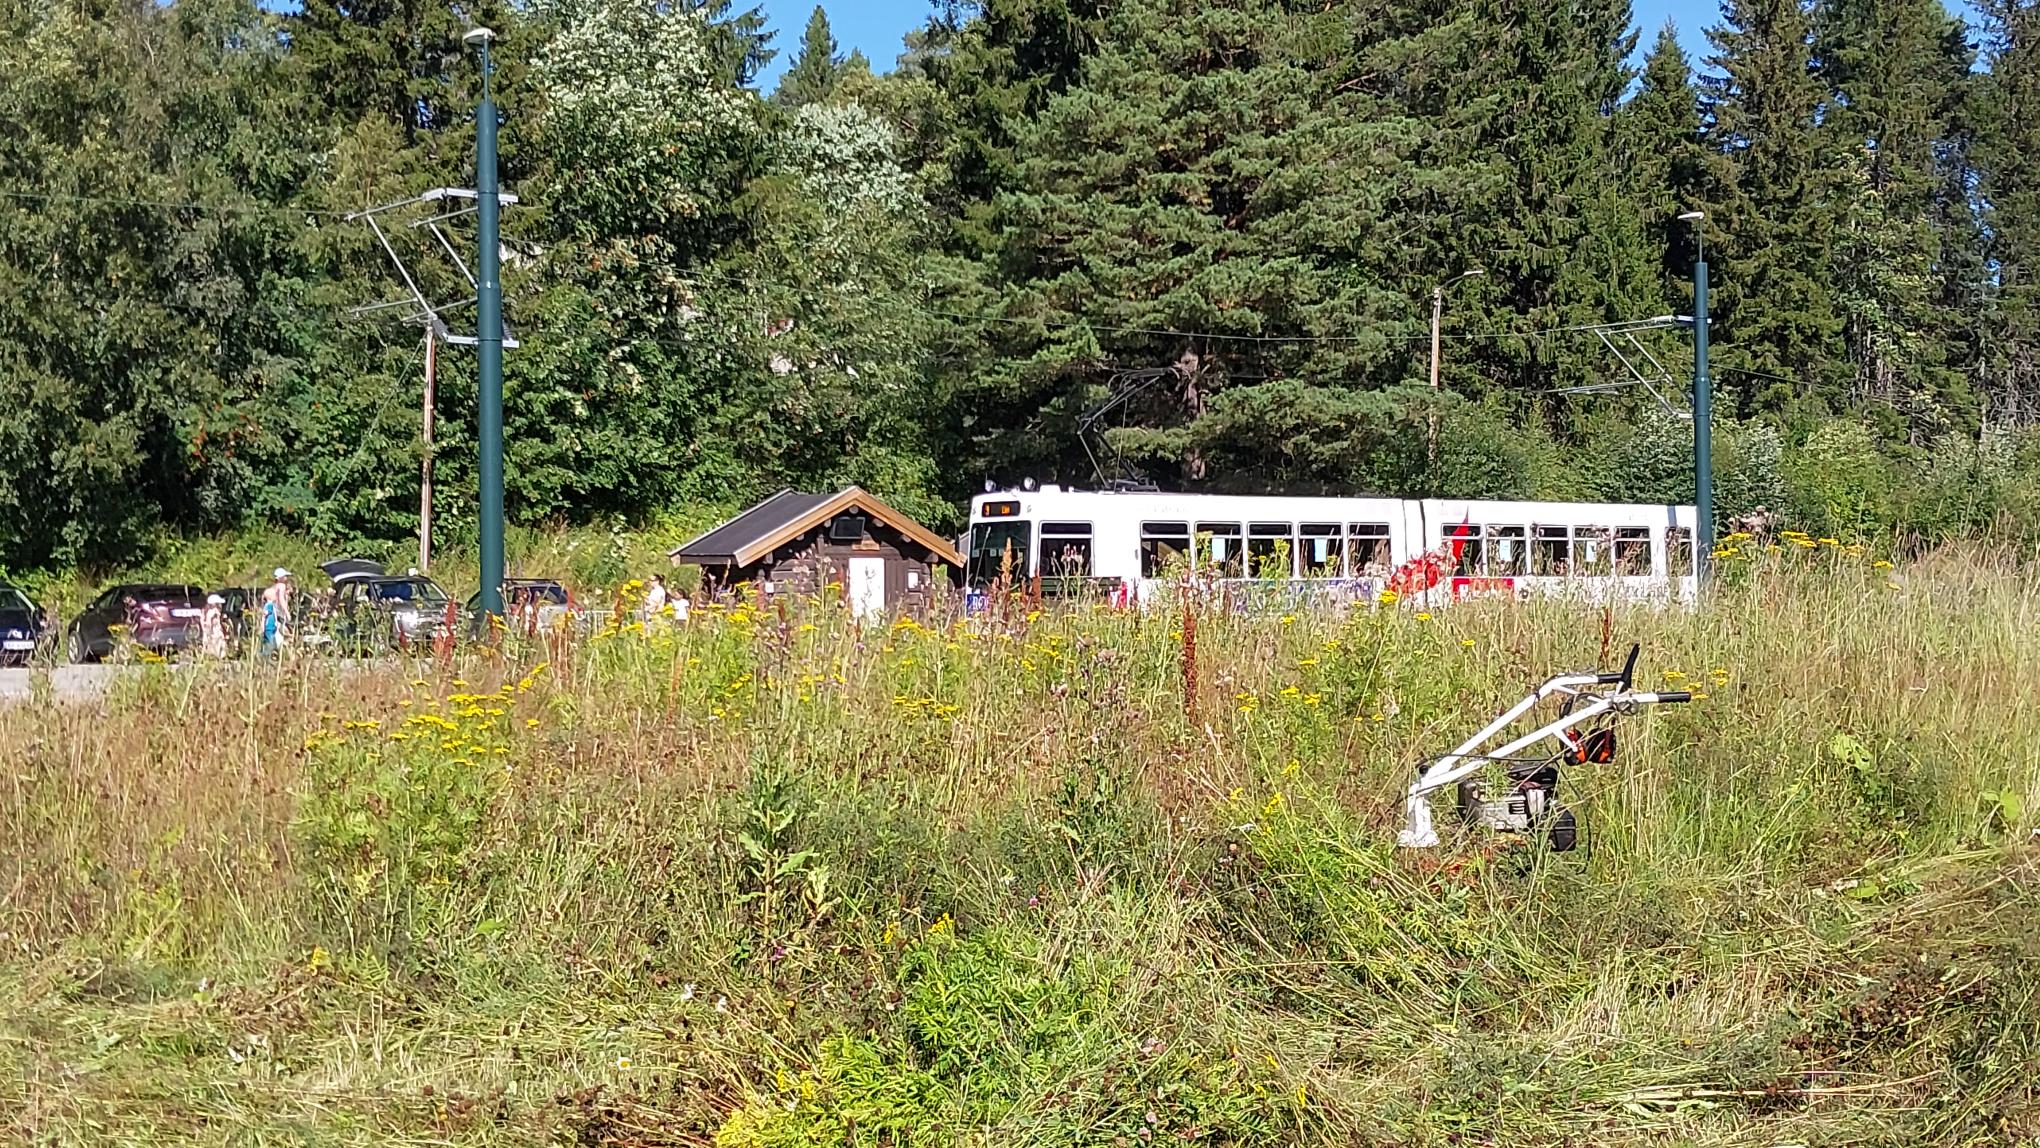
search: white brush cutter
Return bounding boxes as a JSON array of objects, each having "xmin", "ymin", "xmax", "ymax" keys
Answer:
[{"xmin": 1397, "ymin": 644, "xmax": 1691, "ymax": 851}]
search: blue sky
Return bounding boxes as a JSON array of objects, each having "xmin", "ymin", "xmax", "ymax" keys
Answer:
[{"xmin": 755, "ymin": 0, "xmax": 1734, "ymax": 90}]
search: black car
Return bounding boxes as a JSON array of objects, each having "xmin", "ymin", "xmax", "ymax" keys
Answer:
[
  {"xmin": 0, "ymin": 582, "xmax": 49, "ymax": 666},
  {"xmin": 67, "ymin": 583, "xmax": 207, "ymax": 663}
]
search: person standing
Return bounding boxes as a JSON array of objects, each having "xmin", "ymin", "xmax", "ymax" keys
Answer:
[
  {"xmin": 200, "ymin": 594, "xmax": 230, "ymax": 658},
  {"xmin": 260, "ymin": 568, "xmax": 293, "ymax": 654},
  {"xmin": 643, "ymin": 574, "xmax": 669, "ymax": 625}
]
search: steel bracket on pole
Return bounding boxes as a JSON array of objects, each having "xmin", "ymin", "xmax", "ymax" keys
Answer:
[
  {"xmin": 346, "ymin": 189, "xmax": 521, "ymax": 348},
  {"xmin": 1551, "ymin": 315, "xmax": 1690, "ymax": 418}
]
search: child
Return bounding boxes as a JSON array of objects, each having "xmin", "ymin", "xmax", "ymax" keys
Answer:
[{"xmin": 200, "ymin": 594, "xmax": 230, "ymax": 658}]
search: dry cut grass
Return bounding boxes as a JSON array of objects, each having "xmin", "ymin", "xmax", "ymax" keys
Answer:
[{"xmin": 3, "ymin": 546, "xmax": 2039, "ymax": 1146}]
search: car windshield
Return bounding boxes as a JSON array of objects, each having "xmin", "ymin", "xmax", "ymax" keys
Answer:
[
  {"xmin": 126, "ymin": 585, "xmax": 203, "ymax": 602},
  {"xmin": 372, "ymin": 580, "xmax": 447, "ymax": 604},
  {"xmin": 509, "ymin": 584, "xmax": 568, "ymax": 605},
  {"xmin": 0, "ymin": 587, "xmax": 32, "ymax": 611}
]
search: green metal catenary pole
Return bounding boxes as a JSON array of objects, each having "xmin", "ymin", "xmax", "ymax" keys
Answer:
[
  {"xmin": 471, "ymin": 27, "xmax": 506, "ymax": 617},
  {"xmin": 1692, "ymin": 253, "xmax": 1714, "ymax": 582}
]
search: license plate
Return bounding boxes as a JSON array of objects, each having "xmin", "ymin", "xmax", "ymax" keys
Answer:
[
  {"xmin": 1, "ymin": 639, "xmax": 32, "ymax": 651},
  {"xmin": 171, "ymin": 608, "xmax": 201, "ymax": 618}
]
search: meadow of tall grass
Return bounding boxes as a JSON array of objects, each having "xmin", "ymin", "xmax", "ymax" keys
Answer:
[{"xmin": 3, "ymin": 547, "xmax": 2037, "ymax": 1146}]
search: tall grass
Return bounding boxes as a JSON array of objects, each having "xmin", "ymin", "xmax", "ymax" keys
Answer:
[{"xmin": 3, "ymin": 549, "xmax": 2037, "ymax": 1146}]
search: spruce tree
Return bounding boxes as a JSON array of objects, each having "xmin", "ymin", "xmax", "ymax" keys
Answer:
[
  {"xmin": 951, "ymin": 0, "xmax": 1454, "ymax": 490},
  {"xmin": 1813, "ymin": 0, "xmax": 1975, "ymax": 436},
  {"xmin": 1458, "ymin": 0, "xmax": 1662, "ymax": 398},
  {"xmin": 1622, "ymin": 25, "xmax": 1727, "ymax": 304},
  {"xmin": 1703, "ymin": 0, "xmax": 1849, "ymax": 412},
  {"xmin": 1975, "ymin": 0, "xmax": 2040, "ymax": 421},
  {"xmin": 773, "ymin": 6, "xmax": 848, "ymax": 107}
]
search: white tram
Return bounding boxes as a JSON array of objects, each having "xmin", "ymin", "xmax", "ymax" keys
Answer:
[{"xmin": 964, "ymin": 486, "xmax": 1699, "ymax": 608}]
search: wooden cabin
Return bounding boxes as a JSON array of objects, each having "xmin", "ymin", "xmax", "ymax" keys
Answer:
[{"xmin": 669, "ymin": 487, "xmax": 963, "ymax": 619}]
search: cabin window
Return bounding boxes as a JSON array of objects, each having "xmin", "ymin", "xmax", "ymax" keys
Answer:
[
  {"xmin": 967, "ymin": 520, "xmax": 1032, "ymax": 587},
  {"xmin": 1452, "ymin": 524, "xmax": 1485, "ymax": 577},
  {"xmin": 1487, "ymin": 525, "xmax": 1527, "ymax": 577},
  {"xmin": 1614, "ymin": 527, "xmax": 1653, "ymax": 574},
  {"xmin": 1573, "ymin": 527, "xmax": 1614, "ymax": 576},
  {"xmin": 1040, "ymin": 521, "xmax": 1093, "ymax": 579},
  {"xmin": 1141, "ymin": 522, "xmax": 1191, "ymax": 578},
  {"xmin": 1196, "ymin": 523, "xmax": 1244, "ymax": 577},
  {"xmin": 1248, "ymin": 523, "xmax": 1294, "ymax": 579},
  {"xmin": 1533, "ymin": 526, "xmax": 1570, "ymax": 575},
  {"xmin": 1347, "ymin": 523, "xmax": 1391, "ymax": 574},
  {"xmin": 1665, "ymin": 527, "xmax": 1693, "ymax": 577},
  {"xmin": 1300, "ymin": 524, "xmax": 1342, "ymax": 577}
]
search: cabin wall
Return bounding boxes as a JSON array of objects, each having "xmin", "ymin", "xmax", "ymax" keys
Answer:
[{"xmin": 726, "ymin": 527, "xmax": 940, "ymax": 615}]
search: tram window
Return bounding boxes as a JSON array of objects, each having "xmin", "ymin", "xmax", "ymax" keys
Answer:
[
  {"xmin": 967, "ymin": 520, "xmax": 1032, "ymax": 587},
  {"xmin": 1452, "ymin": 524, "xmax": 1485, "ymax": 576},
  {"xmin": 1141, "ymin": 522, "xmax": 1191, "ymax": 577},
  {"xmin": 1487, "ymin": 525, "xmax": 1527, "ymax": 576},
  {"xmin": 1196, "ymin": 523, "xmax": 1244, "ymax": 577},
  {"xmin": 1666, "ymin": 527, "xmax": 1694, "ymax": 577},
  {"xmin": 1533, "ymin": 526, "xmax": 1570, "ymax": 575},
  {"xmin": 1614, "ymin": 527, "xmax": 1652, "ymax": 575},
  {"xmin": 1248, "ymin": 523, "xmax": 1294, "ymax": 579},
  {"xmin": 1573, "ymin": 527, "xmax": 1613, "ymax": 575},
  {"xmin": 1300, "ymin": 524, "xmax": 1342, "ymax": 577},
  {"xmin": 1347, "ymin": 523, "xmax": 1391, "ymax": 574},
  {"xmin": 1040, "ymin": 521, "xmax": 1093, "ymax": 579}
]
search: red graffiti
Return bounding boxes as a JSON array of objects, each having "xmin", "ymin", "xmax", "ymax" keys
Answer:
[
  {"xmin": 1388, "ymin": 520, "xmax": 1475, "ymax": 596},
  {"xmin": 1449, "ymin": 576, "xmax": 1517, "ymax": 599}
]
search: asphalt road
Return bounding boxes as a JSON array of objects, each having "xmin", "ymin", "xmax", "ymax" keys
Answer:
[{"xmin": 0, "ymin": 664, "xmax": 133, "ymax": 703}]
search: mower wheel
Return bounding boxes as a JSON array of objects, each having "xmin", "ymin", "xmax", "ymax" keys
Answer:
[{"xmin": 1546, "ymin": 807, "xmax": 1579, "ymax": 852}]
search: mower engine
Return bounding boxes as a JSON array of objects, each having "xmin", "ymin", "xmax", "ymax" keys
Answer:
[{"xmin": 1397, "ymin": 646, "xmax": 1686, "ymax": 852}]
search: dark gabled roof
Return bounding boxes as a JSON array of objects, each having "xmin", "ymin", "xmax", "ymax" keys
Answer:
[{"xmin": 670, "ymin": 487, "xmax": 963, "ymax": 569}]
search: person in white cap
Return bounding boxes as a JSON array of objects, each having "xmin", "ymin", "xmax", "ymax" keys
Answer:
[
  {"xmin": 260, "ymin": 568, "xmax": 294, "ymax": 654},
  {"xmin": 200, "ymin": 593, "xmax": 230, "ymax": 658}
]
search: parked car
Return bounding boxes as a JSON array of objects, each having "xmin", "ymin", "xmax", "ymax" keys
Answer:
[
  {"xmin": 465, "ymin": 578, "xmax": 582, "ymax": 640},
  {"xmin": 320, "ymin": 558, "xmax": 454, "ymax": 653},
  {"xmin": 66, "ymin": 583, "xmax": 207, "ymax": 662},
  {"xmin": 0, "ymin": 582, "xmax": 50, "ymax": 665}
]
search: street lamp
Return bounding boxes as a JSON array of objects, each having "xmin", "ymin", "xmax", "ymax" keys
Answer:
[
  {"xmin": 467, "ymin": 25, "xmax": 507, "ymax": 617},
  {"xmin": 1428, "ymin": 268, "xmax": 1484, "ymax": 462},
  {"xmin": 1678, "ymin": 211, "xmax": 1713, "ymax": 582}
]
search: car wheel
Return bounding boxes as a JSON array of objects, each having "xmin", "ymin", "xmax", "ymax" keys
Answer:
[{"xmin": 68, "ymin": 629, "xmax": 96, "ymax": 664}]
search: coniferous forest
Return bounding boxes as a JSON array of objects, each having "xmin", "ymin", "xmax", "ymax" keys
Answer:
[{"xmin": 4, "ymin": 0, "xmax": 2040, "ymax": 572}]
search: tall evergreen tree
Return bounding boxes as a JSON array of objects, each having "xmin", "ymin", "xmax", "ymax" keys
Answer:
[
  {"xmin": 773, "ymin": 6, "xmax": 867, "ymax": 107},
  {"xmin": 912, "ymin": 0, "xmax": 1103, "ymax": 252},
  {"xmin": 1704, "ymin": 0, "xmax": 1849, "ymax": 413},
  {"xmin": 1459, "ymin": 0, "xmax": 1662, "ymax": 398},
  {"xmin": 1622, "ymin": 25, "xmax": 1726, "ymax": 304},
  {"xmin": 1813, "ymin": 0, "xmax": 1975, "ymax": 436},
  {"xmin": 1975, "ymin": 0, "xmax": 2040, "ymax": 423},
  {"xmin": 950, "ymin": 0, "xmax": 1456, "ymax": 490}
]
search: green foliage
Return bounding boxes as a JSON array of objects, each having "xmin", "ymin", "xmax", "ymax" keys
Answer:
[
  {"xmin": 295, "ymin": 706, "xmax": 510, "ymax": 955},
  {"xmin": 4, "ymin": 0, "xmax": 2040, "ymax": 574}
]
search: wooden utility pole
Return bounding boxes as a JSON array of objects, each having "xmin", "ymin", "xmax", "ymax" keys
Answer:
[
  {"xmin": 420, "ymin": 326, "xmax": 437, "ymax": 573},
  {"xmin": 1427, "ymin": 269, "xmax": 1484, "ymax": 464}
]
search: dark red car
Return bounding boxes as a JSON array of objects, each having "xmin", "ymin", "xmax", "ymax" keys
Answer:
[{"xmin": 65, "ymin": 583, "xmax": 208, "ymax": 663}]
